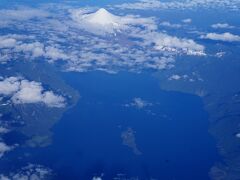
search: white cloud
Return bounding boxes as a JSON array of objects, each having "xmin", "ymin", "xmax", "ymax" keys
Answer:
[
  {"xmin": 0, "ymin": 77, "xmax": 20, "ymax": 95},
  {"xmin": 215, "ymin": 51, "xmax": 226, "ymax": 58},
  {"xmin": 114, "ymin": 0, "xmax": 240, "ymax": 11},
  {"xmin": 15, "ymin": 42, "xmax": 45, "ymax": 58},
  {"xmin": 0, "ymin": 127, "xmax": 9, "ymax": 134},
  {"xmin": 92, "ymin": 177, "xmax": 102, "ymax": 180},
  {"xmin": 201, "ymin": 32, "xmax": 240, "ymax": 42},
  {"xmin": 12, "ymin": 80, "xmax": 65, "ymax": 108},
  {"xmin": 182, "ymin": 18, "xmax": 192, "ymax": 23},
  {"xmin": 0, "ymin": 77, "xmax": 65, "ymax": 108},
  {"xmin": 236, "ymin": 133, "xmax": 240, "ymax": 138},
  {"xmin": 41, "ymin": 91, "xmax": 65, "ymax": 108},
  {"xmin": 211, "ymin": 23, "xmax": 234, "ymax": 29},
  {"xmin": 45, "ymin": 46, "xmax": 69, "ymax": 61},
  {"xmin": 0, "ymin": 37, "xmax": 17, "ymax": 48},
  {"xmin": 0, "ymin": 142, "xmax": 13, "ymax": 158},
  {"xmin": 168, "ymin": 74, "xmax": 181, "ymax": 80},
  {"xmin": 152, "ymin": 33, "xmax": 205, "ymax": 56},
  {"xmin": 0, "ymin": 164, "xmax": 52, "ymax": 180},
  {"xmin": 160, "ymin": 21, "xmax": 181, "ymax": 28},
  {"xmin": 125, "ymin": 98, "xmax": 152, "ymax": 109},
  {"xmin": 0, "ymin": 36, "xmax": 70, "ymax": 62},
  {"xmin": 168, "ymin": 74, "xmax": 200, "ymax": 82}
]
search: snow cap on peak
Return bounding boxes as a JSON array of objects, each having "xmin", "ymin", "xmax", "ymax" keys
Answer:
[{"xmin": 86, "ymin": 8, "xmax": 119, "ymax": 27}]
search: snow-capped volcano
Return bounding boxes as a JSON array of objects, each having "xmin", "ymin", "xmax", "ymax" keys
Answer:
[
  {"xmin": 70, "ymin": 8, "xmax": 156, "ymax": 35},
  {"xmin": 85, "ymin": 8, "xmax": 119, "ymax": 27},
  {"xmin": 71, "ymin": 8, "xmax": 123, "ymax": 34}
]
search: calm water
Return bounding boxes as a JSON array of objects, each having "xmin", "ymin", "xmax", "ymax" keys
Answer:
[
  {"xmin": 37, "ymin": 71, "xmax": 219, "ymax": 179},
  {"xmin": 1, "ymin": 71, "xmax": 220, "ymax": 179}
]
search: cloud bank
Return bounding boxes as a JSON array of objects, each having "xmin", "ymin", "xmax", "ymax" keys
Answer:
[{"xmin": 114, "ymin": 0, "xmax": 240, "ymax": 11}]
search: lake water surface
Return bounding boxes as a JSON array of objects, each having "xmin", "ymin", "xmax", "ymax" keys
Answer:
[
  {"xmin": 5, "ymin": 71, "xmax": 219, "ymax": 180},
  {"xmin": 32, "ymin": 71, "xmax": 219, "ymax": 179}
]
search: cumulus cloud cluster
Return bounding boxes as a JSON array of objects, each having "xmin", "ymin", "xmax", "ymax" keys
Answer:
[
  {"xmin": 0, "ymin": 164, "xmax": 52, "ymax": 180},
  {"xmin": 201, "ymin": 32, "xmax": 240, "ymax": 42},
  {"xmin": 0, "ymin": 77, "xmax": 65, "ymax": 108},
  {"xmin": 0, "ymin": 35, "xmax": 69, "ymax": 63},
  {"xmin": 0, "ymin": 7, "xmax": 206, "ymax": 73},
  {"xmin": 152, "ymin": 33, "xmax": 205, "ymax": 56}
]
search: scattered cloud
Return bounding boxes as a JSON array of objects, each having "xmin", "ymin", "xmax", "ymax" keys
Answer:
[
  {"xmin": 0, "ymin": 77, "xmax": 20, "ymax": 95},
  {"xmin": 201, "ymin": 32, "xmax": 240, "ymax": 42},
  {"xmin": 168, "ymin": 73, "xmax": 203, "ymax": 82},
  {"xmin": 0, "ymin": 77, "xmax": 65, "ymax": 108},
  {"xmin": 92, "ymin": 177, "xmax": 103, "ymax": 180},
  {"xmin": 160, "ymin": 21, "xmax": 181, "ymax": 28},
  {"xmin": 215, "ymin": 51, "xmax": 226, "ymax": 58},
  {"xmin": 0, "ymin": 37, "xmax": 17, "ymax": 48},
  {"xmin": 15, "ymin": 42, "xmax": 45, "ymax": 58},
  {"xmin": 0, "ymin": 127, "xmax": 9, "ymax": 134},
  {"xmin": 0, "ymin": 142, "xmax": 13, "ymax": 158},
  {"xmin": 0, "ymin": 6, "xmax": 206, "ymax": 73},
  {"xmin": 168, "ymin": 74, "xmax": 182, "ymax": 80},
  {"xmin": 0, "ymin": 164, "xmax": 52, "ymax": 180},
  {"xmin": 69, "ymin": 8, "xmax": 205, "ymax": 58},
  {"xmin": 211, "ymin": 23, "xmax": 235, "ymax": 29},
  {"xmin": 182, "ymin": 18, "xmax": 192, "ymax": 24},
  {"xmin": 125, "ymin": 98, "xmax": 152, "ymax": 109},
  {"xmin": 151, "ymin": 33, "xmax": 205, "ymax": 56}
]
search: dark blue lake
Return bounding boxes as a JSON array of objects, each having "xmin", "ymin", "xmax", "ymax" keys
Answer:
[{"xmin": 9, "ymin": 71, "xmax": 220, "ymax": 179}]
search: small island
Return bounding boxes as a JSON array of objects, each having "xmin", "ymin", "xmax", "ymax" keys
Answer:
[{"xmin": 121, "ymin": 127, "xmax": 142, "ymax": 155}]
